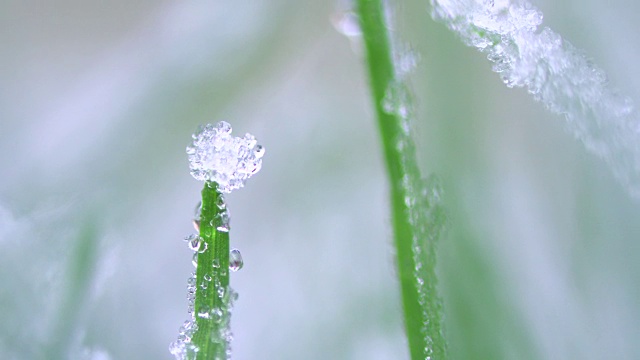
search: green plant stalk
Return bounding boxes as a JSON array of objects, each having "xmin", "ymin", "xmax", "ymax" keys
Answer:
[
  {"xmin": 193, "ymin": 182, "xmax": 230, "ymax": 359},
  {"xmin": 356, "ymin": 0, "xmax": 446, "ymax": 359},
  {"xmin": 45, "ymin": 219, "xmax": 98, "ymax": 359}
]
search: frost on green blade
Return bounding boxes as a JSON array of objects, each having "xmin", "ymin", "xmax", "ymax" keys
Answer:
[
  {"xmin": 171, "ymin": 121, "xmax": 263, "ymax": 360},
  {"xmin": 431, "ymin": 0, "xmax": 640, "ymax": 197},
  {"xmin": 404, "ymin": 174, "xmax": 448, "ymax": 359},
  {"xmin": 187, "ymin": 121, "xmax": 265, "ymax": 193},
  {"xmin": 356, "ymin": 0, "xmax": 448, "ymax": 359}
]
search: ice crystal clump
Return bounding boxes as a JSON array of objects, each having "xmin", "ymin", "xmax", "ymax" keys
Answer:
[
  {"xmin": 187, "ymin": 121, "xmax": 265, "ymax": 193},
  {"xmin": 431, "ymin": 0, "xmax": 640, "ymax": 197}
]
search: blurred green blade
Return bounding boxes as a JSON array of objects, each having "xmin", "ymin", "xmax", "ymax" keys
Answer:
[{"xmin": 356, "ymin": 0, "xmax": 447, "ymax": 358}]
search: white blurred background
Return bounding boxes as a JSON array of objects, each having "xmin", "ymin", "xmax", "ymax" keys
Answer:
[{"xmin": 1, "ymin": 0, "xmax": 639, "ymax": 359}]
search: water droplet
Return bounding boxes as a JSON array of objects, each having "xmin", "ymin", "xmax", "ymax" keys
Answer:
[
  {"xmin": 382, "ymin": 81, "xmax": 411, "ymax": 119},
  {"xmin": 200, "ymin": 280, "xmax": 208, "ymax": 290},
  {"xmin": 188, "ymin": 236, "xmax": 208, "ymax": 253},
  {"xmin": 169, "ymin": 341, "xmax": 185, "ymax": 358},
  {"xmin": 197, "ymin": 305, "xmax": 211, "ymax": 319},
  {"xmin": 179, "ymin": 320, "xmax": 195, "ymax": 335},
  {"xmin": 210, "ymin": 308, "xmax": 223, "ymax": 323},
  {"xmin": 216, "ymin": 194, "xmax": 227, "ymax": 210},
  {"xmin": 210, "ymin": 329, "xmax": 227, "ymax": 344},
  {"xmin": 219, "ymin": 328, "xmax": 233, "ymax": 343},
  {"xmin": 204, "ymin": 273, "xmax": 212, "ymax": 282},
  {"xmin": 187, "ymin": 287, "xmax": 196, "ymax": 298},
  {"xmin": 194, "ymin": 201, "xmax": 202, "ymax": 219},
  {"xmin": 394, "ymin": 47, "xmax": 420, "ymax": 77},
  {"xmin": 184, "ymin": 233, "xmax": 198, "ymax": 243},
  {"xmin": 229, "ymin": 288, "xmax": 239, "ymax": 305},
  {"xmin": 206, "ymin": 181, "xmax": 218, "ymax": 189},
  {"xmin": 192, "ymin": 253, "xmax": 198, "ymax": 268},
  {"xmin": 332, "ymin": 11, "xmax": 361, "ymax": 38},
  {"xmin": 217, "ymin": 285, "xmax": 226, "ymax": 298},
  {"xmin": 192, "ymin": 202, "xmax": 202, "ymax": 232},
  {"xmin": 212, "ymin": 259, "xmax": 220, "ymax": 268},
  {"xmin": 216, "ymin": 211, "xmax": 230, "ymax": 233},
  {"xmin": 229, "ymin": 249, "xmax": 243, "ymax": 272},
  {"xmin": 187, "ymin": 343, "xmax": 200, "ymax": 354}
]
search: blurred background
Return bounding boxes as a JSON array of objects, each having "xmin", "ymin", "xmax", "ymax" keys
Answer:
[{"xmin": 1, "ymin": 0, "xmax": 639, "ymax": 359}]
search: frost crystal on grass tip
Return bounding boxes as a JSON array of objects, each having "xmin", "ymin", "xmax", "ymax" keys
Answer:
[{"xmin": 187, "ymin": 121, "xmax": 264, "ymax": 193}]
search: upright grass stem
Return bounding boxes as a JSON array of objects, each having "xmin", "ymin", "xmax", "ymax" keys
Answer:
[
  {"xmin": 173, "ymin": 121, "xmax": 262, "ymax": 359},
  {"xmin": 356, "ymin": 0, "xmax": 447, "ymax": 358},
  {"xmin": 192, "ymin": 182, "xmax": 231, "ymax": 359}
]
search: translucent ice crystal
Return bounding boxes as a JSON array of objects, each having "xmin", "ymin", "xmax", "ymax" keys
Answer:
[
  {"xmin": 187, "ymin": 121, "xmax": 264, "ymax": 193},
  {"xmin": 431, "ymin": 0, "xmax": 640, "ymax": 197}
]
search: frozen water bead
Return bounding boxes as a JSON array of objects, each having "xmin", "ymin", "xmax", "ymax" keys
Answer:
[{"xmin": 187, "ymin": 121, "xmax": 265, "ymax": 193}]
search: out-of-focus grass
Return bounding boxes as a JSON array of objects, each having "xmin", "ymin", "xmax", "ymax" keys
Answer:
[
  {"xmin": 356, "ymin": 0, "xmax": 446, "ymax": 358},
  {"xmin": 1, "ymin": 0, "xmax": 640, "ymax": 359}
]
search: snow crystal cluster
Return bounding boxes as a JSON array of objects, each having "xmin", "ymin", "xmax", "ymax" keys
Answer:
[
  {"xmin": 187, "ymin": 121, "xmax": 265, "ymax": 193},
  {"xmin": 431, "ymin": 0, "xmax": 640, "ymax": 197}
]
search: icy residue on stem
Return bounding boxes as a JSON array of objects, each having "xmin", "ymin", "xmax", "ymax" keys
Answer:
[
  {"xmin": 356, "ymin": 0, "xmax": 449, "ymax": 358},
  {"xmin": 431, "ymin": 0, "xmax": 640, "ymax": 196},
  {"xmin": 187, "ymin": 121, "xmax": 265, "ymax": 193},
  {"xmin": 384, "ymin": 35, "xmax": 448, "ymax": 360}
]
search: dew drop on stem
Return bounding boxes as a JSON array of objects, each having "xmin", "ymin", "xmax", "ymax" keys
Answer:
[
  {"xmin": 332, "ymin": 10, "xmax": 361, "ymax": 38},
  {"xmin": 216, "ymin": 194, "xmax": 226, "ymax": 210},
  {"xmin": 199, "ymin": 280, "xmax": 208, "ymax": 290},
  {"xmin": 184, "ymin": 233, "xmax": 197, "ymax": 243},
  {"xmin": 192, "ymin": 253, "xmax": 198, "ymax": 268},
  {"xmin": 229, "ymin": 249, "xmax": 243, "ymax": 272},
  {"xmin": 188, "ymin": 236, "xmax": 208, "ymax": 253},
  {"xmin": 197, "ymin": 305, "xmax": 211, "ymax": 319},
  {"xmin": 216, "ymin": 210, "xmax": 230, "ymax": 233},
  {"xmin": 210, "ymin": 308, "xmax": 223, "ymax": 323},
  {"xmin": 194, "ymin": 201, "xmax": 202, "ymax": 220}
]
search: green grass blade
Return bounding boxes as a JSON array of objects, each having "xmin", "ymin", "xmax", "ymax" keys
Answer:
[
  {"xmin": 192, "ymin": 183, "xmax": 231, "ymax": 359},
  {"xmin": 356, "ymin": 0, "xmax": 447, "ymax": 358},
  {"xmin": 46, "ymin": 219, "xmax": 99, "ymax": 359}
]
